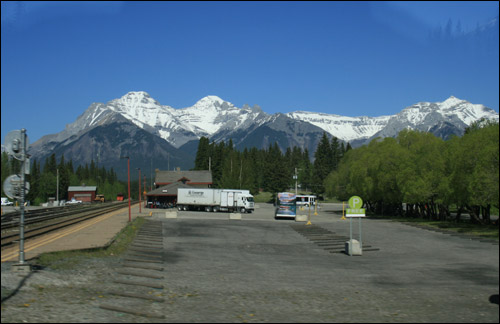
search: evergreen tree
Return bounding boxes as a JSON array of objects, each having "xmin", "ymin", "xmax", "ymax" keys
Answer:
[
  {"xmin": 330, "ymin": 136, "xmax": 340, "ymax": 171},
  {"xmin": 211, "ymin": 141, "xmax": 225, "ymax": 187},
  {"xmin": 299, "ymin": 148, "xmax": 313, "ymax": 192},
  {"xmin": 194, "ymin": 137, "xmax": 210, "ymax": 170},
  {"xmin": 262, "ymin": 143, "xmax": 288, "ymax": 193},
  {"xmin": 313, "ymin": 132, "xmax": 332, "ymax": 194},
  {"xmin": 27, "ymin": 159, "xmax": 40, "ymax": 202},
  {"xmin": 44, "ymin": 153, "xmax": 57, "ymax": 175},
  {"xmin": 58, "ymin": 155, "xmax": 70, "ymax": 201}
]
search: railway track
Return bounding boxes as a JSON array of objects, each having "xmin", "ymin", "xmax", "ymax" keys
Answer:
[
  {"xmin": 1, "ymin": 204, "xmax": 89, "ymax": 229},
  {"xmin": 1, "ymin": 202, "xmax": 131, "ymax": 248}
]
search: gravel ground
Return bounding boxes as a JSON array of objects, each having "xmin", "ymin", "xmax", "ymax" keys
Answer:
[
  {"xmin": 1, "ymin": 206, "xmax": 498, "ymax": 323},
  {"xmin": 1, "ymin": 257, "xmax": 134, "ymax": 323}
]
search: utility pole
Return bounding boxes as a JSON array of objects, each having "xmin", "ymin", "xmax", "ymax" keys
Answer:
[
  {"xmin": 294, "ymin": 168, "xmax": 298, "ymax": 196},
  {"xmin": 121, "ymin": 156, "xmax": 131, "ymax": 222},
  {"xmin": 127, "ymin": 158, "xmax": 131, "ymax": 221},
  {"xmin": 143, "ymin": 175, "xmax": 147, "ymax": 208},
  {"xmin": 137, "ymin": 168, "xmax": 141, "ymax": 214},
  {"xmin": 56, "ymin": 168, "xmax": 59, "ymax": 206}
]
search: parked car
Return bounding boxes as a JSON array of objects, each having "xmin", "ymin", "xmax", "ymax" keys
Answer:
[
  {"xmin": 66, "ymin": 198, "xmax": 82, "ymax": 205},
  {"xmin": 1, "ymin": 197, "xmax": 14, "ymax": 206}
]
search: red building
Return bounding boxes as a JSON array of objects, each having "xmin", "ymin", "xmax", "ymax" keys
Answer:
[{"xmin": 67, "ymin": 186, "xmax": 96, "ymax": 203}]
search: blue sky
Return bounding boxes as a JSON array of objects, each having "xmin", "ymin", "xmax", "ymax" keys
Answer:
[{"xmin": 2, "ymin": 1, "xmax": 499, "ymax": 144}]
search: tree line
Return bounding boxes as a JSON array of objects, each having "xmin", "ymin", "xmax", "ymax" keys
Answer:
[
  {"xmin": 325, "ymin": 121, "xmax": 499, "ymax": 224},
  {"xmin": 192, "ymin": 135, "xmax": 351, "ymax": 196},
  {"xmin": 1, "ymin": 153, "xmax": 125, "ymax": 205}
]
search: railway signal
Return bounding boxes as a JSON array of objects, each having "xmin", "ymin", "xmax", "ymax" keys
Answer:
[
  {"xmin": 3, "ymin": 129, "xmax": 31, "ymax": 273},
  {"xmin": 3, "ymin": 175, "xmax": 30, "ymax": 199}
]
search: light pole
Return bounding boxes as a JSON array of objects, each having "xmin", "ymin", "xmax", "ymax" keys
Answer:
[
  {"xmin": 120, "ymin": 156, "xmax": 131, "ymax": 222},
  {"xmin": 136, "ymin": 168, "xmax": 141, "ymax": 214}
]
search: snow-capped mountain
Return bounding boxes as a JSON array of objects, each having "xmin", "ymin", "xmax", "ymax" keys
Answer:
[
  {"xmin": 48, "ymin": 91, "xmax": 267, "ymax": 149},
  {"xmin": 52, "ymin": 91, "xmax": 498, "ymax": 149},
  {"xmin": 28, "ymin": 91, "xmax": 498, "ymax": 178},
  {"xmin": 365, "ymin": 96, "xmax": 499, "ymax": 144},
  {"xmin": 285, "ymin": 111, "xmax": 391, "ymax": 143}
]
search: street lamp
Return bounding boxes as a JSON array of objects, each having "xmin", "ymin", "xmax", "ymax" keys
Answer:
[{"xmin": 120, "ymin": 156, "xmax": 131, "ymax": 222}]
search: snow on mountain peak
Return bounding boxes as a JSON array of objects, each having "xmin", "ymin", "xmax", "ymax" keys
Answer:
[
  {"xmin": 440, "ymin": 96, "xmax": 466, "ymax": 110},
  {"xmin": 121, "ymin": 91, "xmax": 151, "ymax": 100},
  {"xmin": 203, "ymin": 95, "xmax": 224, "ymax": 103},
  {"xmin": 112, "ymin": 91, "xmax": 161, "ymax": 109},
  {"xmin": 191, "ymin": 95, "xmax": 229, "ymax": 110}
]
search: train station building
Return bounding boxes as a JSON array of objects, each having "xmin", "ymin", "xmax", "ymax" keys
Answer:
[
  {"xmin": 153, "ymin": 168, "xmax": 213, "ymax": 188},
  {"xmin": 146, "ymin": 169, "xmax": 212, "ymax": 208}
]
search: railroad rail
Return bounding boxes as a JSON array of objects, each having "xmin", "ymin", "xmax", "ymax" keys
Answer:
[
  {"xmin": 1, "ymin": 202, "xmax": 131, "ymax": 248},
  {"xmin": 1, "ymin": 204, "xmax": 89, "ymax": 229}
]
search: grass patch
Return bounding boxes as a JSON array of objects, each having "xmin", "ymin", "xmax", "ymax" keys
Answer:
[
  {"xmin": 429, "ymin": 221, "xmax": 498, "ymax": 240},
  {"xmin": 253, "ymin": 192, "xmax": 274, "ymax": 203},
  {"xmin": 36, "ymin": 216, "xmax": 147, "ymax": 270},
  {"xmin": 369, "ymin": 215, "xmax": 499, "ymax": 240}
]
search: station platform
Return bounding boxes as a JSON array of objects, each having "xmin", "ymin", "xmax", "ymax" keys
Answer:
[{"xmin": 1, "ymin": 203, "xmax": 150, "ymax": 263}]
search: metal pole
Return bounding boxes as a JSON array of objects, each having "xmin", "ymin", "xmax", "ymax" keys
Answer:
[
  {"xmin": 19, "ymin": 129, "xmax": 26, "ymax": 264},
  {"xmin": 127, "ymin": 158, "xmax": 131, "ymax": 222},
  {"xmin": 295, "ymin": 168, "xmax": 297, "ymax": 196},
  {"xmin": 359, "ymin": 217, "xmax": 362, "ymax": 249},
  {"xmin": 349, "ymin": 217, "xmax": 353, "ymax": 243},
  {"xmin": 138, "ymin": 168, "xmax": 141, "ymax": 214},
  {"xmin": 56, "ymin": 168, "xmax": 59, "ymax": 205}
]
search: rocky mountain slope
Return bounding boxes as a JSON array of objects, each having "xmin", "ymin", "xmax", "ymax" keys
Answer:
[{"xmin": 28, "ymin": 91, "xmax": 499, "ymax": 177}]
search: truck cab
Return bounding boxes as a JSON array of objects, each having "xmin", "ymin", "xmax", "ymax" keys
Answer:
[
  {"xmin": 239, "ymin": 194, "xmax": 255, "ymax": 213},
  {"xmin": 221, "ymin": 190, "xmax": 254, "ymax": 213}
]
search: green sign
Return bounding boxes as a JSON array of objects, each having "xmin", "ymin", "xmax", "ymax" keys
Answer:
[
  {"xmin": 346, "ymin": 208, "xmax": 366, "ymax": 217},
  {"xmin": 348, "ymin": 196, "xmax": 363, "ymax": 209},
  {"xmin": 347, "ymin": 196, "xmax": 365, "ymax": 217}
]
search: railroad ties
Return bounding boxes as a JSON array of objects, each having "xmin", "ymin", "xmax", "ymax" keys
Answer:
[
  {"xmin": 99, "ymin": 219, "xmax": 166, "ymax": 319},
  {"xmin": 291, "ymin": 224, "xmax": 380, "ymax": 254}
]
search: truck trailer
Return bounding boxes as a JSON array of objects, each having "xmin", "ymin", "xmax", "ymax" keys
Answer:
[{"xmin": 177, "ymin": 188, "xmax": 255, "ymax": 213}]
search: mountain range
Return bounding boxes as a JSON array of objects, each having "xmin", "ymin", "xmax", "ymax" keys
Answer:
[{"xmin": 28, "ymin": 91, "xmax": 499, "ymax": 179}]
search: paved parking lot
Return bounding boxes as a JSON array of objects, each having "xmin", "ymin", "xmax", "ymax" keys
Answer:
[
  {"xmin": 153, "ymin": 203, "xmax": 499, "ymax": 322},
  {"xmin": 1, "ymin": 203, "xmax": 498, "ymax": 322}
]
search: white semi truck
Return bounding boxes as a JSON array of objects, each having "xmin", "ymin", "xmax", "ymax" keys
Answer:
[{"xmin": 177, "ymin": 188, "xmax": 255, "ymax": 213}]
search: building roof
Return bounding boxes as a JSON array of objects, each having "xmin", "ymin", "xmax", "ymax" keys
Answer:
[
  {"xmin": 155, "ymin": 170, "xmax": 212, "ymax": 185},
  {"xmin": 68, "ymin": 186, "xmax": 97, "ymax": 192},
  {"xmin": 147, "ymin": 182, "xmax": 192, "ymax": 196}
]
